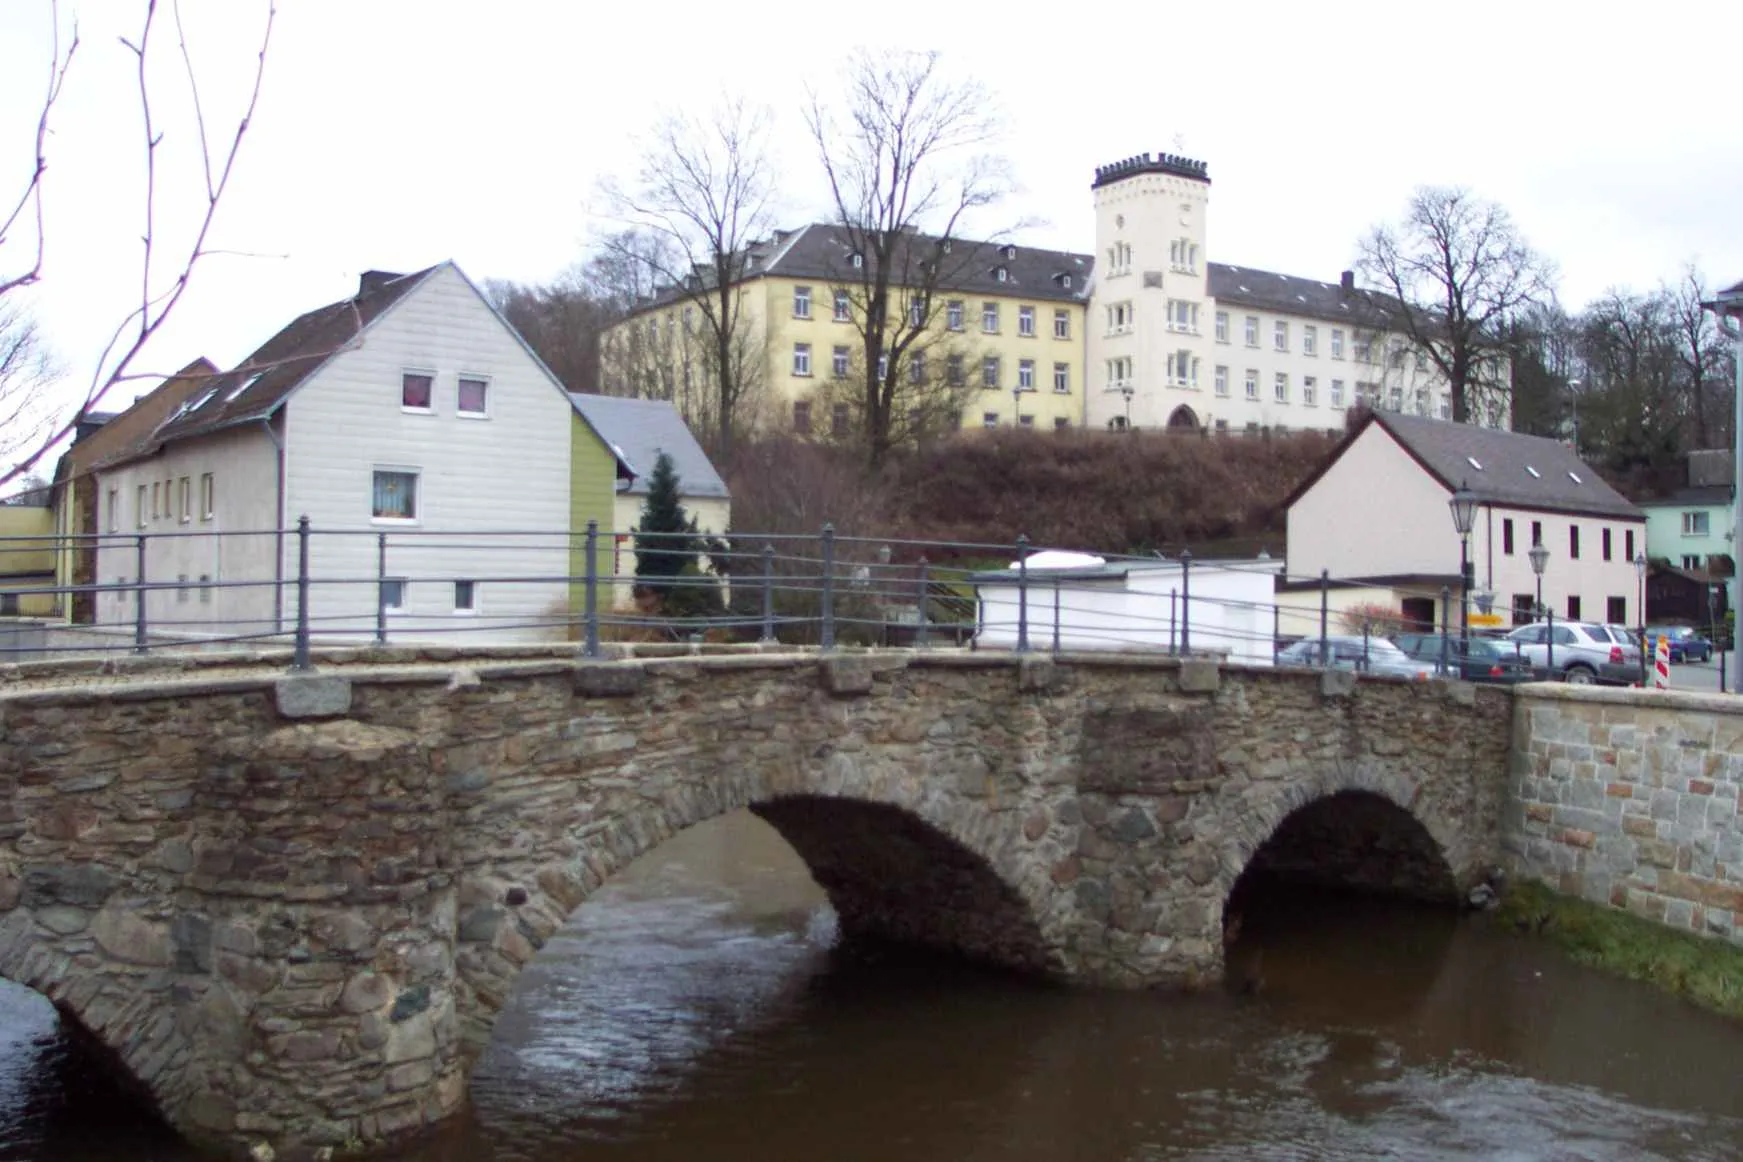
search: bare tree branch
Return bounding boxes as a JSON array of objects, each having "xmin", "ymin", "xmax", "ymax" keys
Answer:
[
  {"xmin": 0, "ymin": 1, "xmax": 276, "ymax": 491},
  {"xmin": 0, "ymin": 0, "xmax": 78, "ymax": 298}
]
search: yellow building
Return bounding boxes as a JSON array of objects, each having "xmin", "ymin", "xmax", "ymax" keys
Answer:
[
  {"xmin": 0, "ymin": 505, "xmax": 57, "ymax": 617},
  {"xmin": 600, "ymin": 223, "xmax": 1092, "ymax": 439}
]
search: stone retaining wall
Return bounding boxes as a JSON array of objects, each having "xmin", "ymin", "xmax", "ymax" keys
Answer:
[{"xmin": 1507, "ymin": 685, "xmax": 1743, "ymax": 944}]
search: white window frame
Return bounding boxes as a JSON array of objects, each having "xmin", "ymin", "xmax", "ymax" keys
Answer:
[
  {"xmin": 401, "ymin": 369, "xmax": 436, "ymax": 413},
  {"xmin": 792, "ymin": 342, "xmax": 812, "ymax": 377},
  {"xmin": 1215, "ymin": 312, "xmax": 1229, "ymax": 343},
  {"xmin": 833, "ymin": 288, "xmax": 851, "ymax": 322},
  {"xmin": 200, "ymin": 473, "xmax": 214, "ymax": 521},
  {"xmin": 371, "ymin": 467, "xmax": 421, "ymax": 525},
  {"xmin": 456, "ymin": 375, "xmax": 491, "ymax": 419},
  {"xmin": 1274, "ymin": 320, "xmax": 1289, "ymax": 352},
  {"xmin": 1274, "ymin": 373, "xmax": 1289, "ymax": 403},
  {"xmin": 1053, "ymin": 309, "xmax": 1070, "ymax": 339},
  {"xmin": 1303, "ymin": 325, "xmax": 1317, "ymax": 356},
  {"xmin": 453, "ymin": 580, "xmax": 478, "ymax": 614},
  {"xmin": 1331, "ymin": 329, "xmax": 1345, "ymax": 359},
  {"xmin": 982, "ymin": 356, "xmax": 1001, "ymax": 389},
  {"xmin": 1018, "ymin": 359, "xmax": 1035, "ymax": 390},
  {"xmin": 1302, "ymin": 376, "xmax": 1317, "ymax": 406},
  {"xmin": 1244, "ymin": 370, "xmax": 1259, "ymax": 400},
  {"xmin": 1330, "ymin": 379, "xmax": 1345, "ymax": 407},
  {"xmin": 1053, "ymin": 363, "xmax": 1070, "ymax": 393},
  {"xmin": 947, "ymin": 300, "xmax": 964, "ymax": 331},
  {"xmin": 136, "ymin": 484, "xmax": 148, "ymax": 529},
  {"xmin": 1244, "ymin": 316, "xmax": 1259, "ymax": 347},
  {"xmin": 981, "ymin": 302, "xmax": 999, "ymax": 333},
  {"xmin": 793, "ymin": 285, "xmax": 812, "ymax": 319},
  {"xmin": 832, "ymin": 345, "xmax": 850, "ymax": 379},
  {"xmin": 1684, "ymin": 511, "xmax": 1710, "ymax": 536},
  {"xmin": 1214, "ymin": 365, "xmax": 1229, "ymax": 397},
  {"xmin": 1018, "ymin": 305, "xmax": 1035, "ymax": 337},
  {"xmin": 178, "ymin": 476, "xmax": 191, "ymax": 524},
  {"xmin": 381, "ymin": 577, "xmax": 408, "ymax": 614},
  {"xmin": 107, "ymin": 489, "xmax": 118, "ymax": 533}
]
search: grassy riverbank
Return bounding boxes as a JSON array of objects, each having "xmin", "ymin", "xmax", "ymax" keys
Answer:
[{"xmin": 1493, "ymin": 880, "xmax": 1743, "ymax": 1022}]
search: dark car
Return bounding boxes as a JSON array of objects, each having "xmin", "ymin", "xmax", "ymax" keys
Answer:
[
  {"xmin": 1644, "ymin": 626, "xmax": 1713, "ymax": 664},
  {"xmin": 1393, "ymin": 633, "xmax": 1535, "ymax": 683}
]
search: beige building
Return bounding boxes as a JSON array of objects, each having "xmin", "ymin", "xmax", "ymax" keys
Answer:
[{"xmin": 1084, "ymin": 153, "xmax": 1497, "ymax": 435}]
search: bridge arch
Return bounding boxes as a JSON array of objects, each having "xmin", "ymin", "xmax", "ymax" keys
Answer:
[
  {"xmin": 449, "ymin": 761, "xmax": 1059, "ymax": 1058},
  {"xmin": 1218, "ymin": 760, "xmax": 1465, "ymax": 926}
]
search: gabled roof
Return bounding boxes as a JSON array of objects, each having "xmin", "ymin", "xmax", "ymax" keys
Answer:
[
  {"xmin": 761, "ymin": 223, "xmax": 1093, "ymax": 304},
  {"xmin": 566, "ymin": 394, "xmax": 729, "ymax": 499},
  {"xmin": 1637, "ymin": 486, "xmax": 1732, "ymax": 508},
  {"xmin": 1285, "ymin": 410, "xmax": 1644, "ymax": 521},
  {"xmin": 1208, "ymin": 263, "xmax": 1395, "ymax": 328},
  {"xmin": 72, "ymin": 358, "xmax": 218, "ymax": 477},
  {"xmin": 143, "ymin": 266, "xmax": 443, "ymax": 448}
]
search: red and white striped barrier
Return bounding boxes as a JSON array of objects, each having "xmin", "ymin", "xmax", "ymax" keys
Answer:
[{"xmin": 1653, "ymin": 635, "xmax": 1671, "ymax": 689}]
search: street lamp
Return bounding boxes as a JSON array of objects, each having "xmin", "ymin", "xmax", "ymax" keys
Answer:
[
  {"xmin": 1448, "ymin": 479, "xmax": 1479, "ymax": 644},
  {"xmin": 1701, "ymin": 278, "xmax": 1743, "ymax": 694},
  {"xmin": 1119, "ymin": 383, "xmax": 1134, "ymax": 431},
  {"xmin": 1527, "ymin": 540, "xmax": 1549, "ymax": 619},
  {"xmin": 1634, "ymin": 551, "xmax": 1649, "ymax": 686},
  {"xmin": 1012, "ymin": 384, "xmax": 1023, "ymax": 428}
]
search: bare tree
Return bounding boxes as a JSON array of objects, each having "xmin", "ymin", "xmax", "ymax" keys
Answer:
[
  {"xmin": 1357, "ymin": 187, "xmax": 1555, "ymax": 424},
  {"xmin": 1575, "ymin": 288, "xmax": 1686, "ymax": 481},
  {"xmin": 0, "ymin": 303, "xmax": 60, "ymax": 473},
  {"xmin": 806, "ymin": 49, "xmax": 1015, "ymax": 466},
  {"xmin": 1666, "ymin": 265, "xmax": 1730, "ymax": 450},
  {"xmin": 602, "ymin": 100, "xmax": 777, "ymax": 459},
  {"xmin": 0, "ymin": 0, "xmax": 276, "ymax": 489}
]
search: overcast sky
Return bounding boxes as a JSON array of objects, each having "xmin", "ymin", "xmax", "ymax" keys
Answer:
[{"xmin": 3, "ymin": 0, "xmax": 1742, "ymax": 444}]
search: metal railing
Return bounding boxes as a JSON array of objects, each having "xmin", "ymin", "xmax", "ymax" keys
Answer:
[{"xmin": 0, "ymin": 521, "xmax": 1623, "ymax": 681}]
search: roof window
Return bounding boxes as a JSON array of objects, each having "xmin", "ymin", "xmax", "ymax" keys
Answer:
[
  {"xmin": 225, "ymin": 371, "xmax": 265, "ymax": 403},
  {"xmin": 1465, "ymin": 456, "xmax": 1484, "ymax": 471},
  {"xmin": 1568, "ymin": 470, "xmax": 1583, "ymax": 484},
  {"xmin": 994, "ymin": 266, "xmax": 1008, "ymax": 282},
  {"xmin": 850, "ymin": 252, "xmax": 864, "ymax": 269},
  {"xmin": 1525, "ymin": 465, "xmax": 1541, "ymax": 478}
]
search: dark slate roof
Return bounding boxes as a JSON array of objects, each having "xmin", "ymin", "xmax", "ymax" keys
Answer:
[
  {"xmin": 1208, "ymin": 263, "xmax": 1395, "ymax": 327},
  {"xmin": 81, "ymin": 358, "xmax": 220, "ymax": 474},
  {"xmin": 1285, "ymin": 410, "xmax": 1644, "ymax": 521},
  {"xmin": 143, "ymin": 266, "xmax": 444, "ymax": 447},
  {"xmin": 763, "ymin": 223, "xmax": 1093, "ymax": 303},
  {"xmin": 566, "ymin": 394, "xmax": 729, "ymax": 499}
]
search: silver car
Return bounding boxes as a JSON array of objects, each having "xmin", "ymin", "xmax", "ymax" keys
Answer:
[
  {"xmin": 1275, "ymin": 635, "xmax": 1436, "ymax": 680},
  {"xmin": 1503, "ymin": 621, "xmax": 1640, "ymax": 685}
]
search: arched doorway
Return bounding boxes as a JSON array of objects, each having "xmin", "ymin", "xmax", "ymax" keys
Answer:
[{"xmin": 1166, "ymin": 405, "xmax": 1199, "ymax": 431}]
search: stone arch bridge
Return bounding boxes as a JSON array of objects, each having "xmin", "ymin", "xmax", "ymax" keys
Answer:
[{"xmin": 0, "ymin": 646, "xmax": 1513, "ymax": 1158}]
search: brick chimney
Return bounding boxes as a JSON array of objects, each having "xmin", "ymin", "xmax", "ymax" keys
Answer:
[{"xmin": 1340, "ymin": 270, "xmax": 1355, "ymax": 293}]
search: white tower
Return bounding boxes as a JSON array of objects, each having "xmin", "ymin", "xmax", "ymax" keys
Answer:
[{"xmin": 1085, "ymin": 153, "xmax": 1213, "ymax": 432}]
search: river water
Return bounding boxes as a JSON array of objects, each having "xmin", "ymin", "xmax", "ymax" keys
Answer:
[{"xmin": 3, "ymin": 810, "xmax": 1742, "ymax": 1161}]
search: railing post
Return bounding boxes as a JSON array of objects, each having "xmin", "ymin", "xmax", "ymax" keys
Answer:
[
  {"xmin": 1319, "ymin": 568, "xmax": 1329, "ymax": 668},
  {"xmin": 1170, "ymin": 589, "xmax": 1178, "ymax": 655},
  {"xmin": 915, "ymin": 555, "xmax": 930, "ymax": 650},
  {"xmin": 819, "ymin": 524, "xmax": 836, "ymax": 651},
  {"xmin": 1015, "ymin": 534, "xmax": 1030, "ymax": 653},
  {"xmin": 375, "ymin": 532, "xmax": 388, "ymax": 646},
  {"xmin": 1439, "ymin": 586, "xmax": 1452, "ymax": 675},
  {"xmin": 1052, "ymin": 578, "xmax": 1062, "ymax": 654},
  {"xmin": 583, "ymin": 519, "xmax": 600, "ymax": 659},
  {"xmin": 760, "ymin": 542, "xmax": 776, "ymax": 644},
  {"xmin": 1546, "ymin": 608, "xmax": 1555, "ymax": 677},
  {"xmin": 1179, "ymin": 548, "xmax": 1192, "ymax": 656},
  {"xmin": 291, "ymin": 515, "xmax": 312, "ymax": 672},
  {"xmin": 133, "ymin": 532, "xmax": 149, "ymax": 655}
]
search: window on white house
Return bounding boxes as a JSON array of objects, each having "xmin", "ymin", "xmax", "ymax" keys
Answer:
[
  {"xmin": 1274, "ymin": 320, "xmax": 1289, "ymax": 352},
  {"xmin": 457, "ymin": 377, "xmax": 489, "ymax": 416},
  {"xmin": 1684, "ymin": 511, "xmax": 1710, "ymax": 535},
  {"xmin": 1018, "ymin": 306, "xmax": 1035, "ymax": 336},
  {"xmin": 199, "ymin": 573, "xmax": 212, "ymax": 604},
  {"xmin": 1244, "ymin": 316, "xmax": 1259, "ymax": 346},
  {"xmin": 1274, "ymin": 373, "xmax": 1289, "ymax": 403},
  {"xmin": 1053, "ymin": 363, "xmax": 1070, "ymax": 393},
  {"xmin": 793, "ymin": 285, "xmax": 812, "ymax": 319},
  {"xmin": 107, "ymin": 489, "xmax": 118, "ymax": 533},
  {"xmin": 792, "ymin": 343, "xmax": 812, "ymax": 376},
  {"xmin": 402, "ymin": 372, "xmax": 434, "ymax": 410},
  {"xmin": 176, "ymin": 573, "xmax": 189, "ymax": 604},
  {"xmin": 982, "ymin": 302, "xmax": 999, "ymax": 333},
  {"xmin": 179, "ymin": 476, "xmax": 191, "ymax": 523},
  {"xmin": 1330, "ymin": 379, "xmax": 1345, "ymax": 407},
  {"xmin": 200, "ymin": 473, "xmax": 214, "ymax": 520},
  {"xmin": 1214, "ymin": 365, "xmax": 1229, "ymax": 396},
  {"xmin": 137, "ymin": 485, "xmax": 148, "ymax": 529},
  {"xmin": 381, "ymin": 578, "xmax": 407, "ymax": 612},
  {"xmin": 1244, "ymin": 369, "xmax": 1259, "ymax": 400},
  {"xmin": 372, "ymin": 470, "xmax": 418, "ymax": 521},
  {"xmin": 1018, "ymin": 359, "xmax": 1035, "ymax": 390},
  {"xmin": 1215, "ymin": 312, "xmax": 1229, "ymax": 343},
  {"xmin": 1302, "ymin": 377, "xmax": 1317, "ymax": 406},
  {"xmin": 150, "ymin": 482, "xmax": 160, "ymax": 521},
  {"xmin": 453, "ymin": 581, "xmax": 476, "ymax": 612},
  {"xmin": 1303, "ymin": 325, "xmax": 1317, "ymax": 356},
  {"xmin": 1053, "ymin": 309, "xmax": 1070, "ymax": 339}
]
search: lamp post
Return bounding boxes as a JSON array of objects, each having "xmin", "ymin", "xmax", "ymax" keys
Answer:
[
  {"xmin": 1448, "ymin": 480, "xmax": 1479, "ymax": 645},
  {"xmin": 1527, "ymin": 540, "xmax": 1549, "ymax": 620},
  {"xmin": 1701, "ymin": 279, "xmax": 1743, "ymax": 694},
  {"xmin": 1012, "ymin": 384, "xmax": 1023, "ymax": 428},
  {"xmin": 1120, "ymin": 383, "xmax": 1134, "ymax": 431},
  {"xmin": 1634, "ymin": 551, "xmax": 1649, "ymax": 687}
]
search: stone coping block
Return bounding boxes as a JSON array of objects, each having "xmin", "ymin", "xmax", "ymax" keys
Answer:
[
  {"xmin": 1320, "ymin": 668, "xmax": 1358, "ymax": 698},
  {"xmin": 274, "ymin": 675, "xmax": 353, "ymax": 719},
  {"xmin": 574, "ymin": 664, "xmax": 646, "ymax": 698},
  {"xmin": 1177, "ymin": 659, "xmax": 1220, "ymax": 693},
  {"xmin": 820, "ymin": 655, "xmax": 875, "ymax": 696}
]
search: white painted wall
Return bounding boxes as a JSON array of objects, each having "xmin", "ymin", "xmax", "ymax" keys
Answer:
[
  {"xmin": 92, "ymin": 423, "xmax": 281, "ymax": 639},
  {"xmin": 280, "ymin": 264, "xmax": 575, "ymax": 643},
  {"xmin": 974, "ymin": 560, "xmax": 1276, "ymax": 665}
]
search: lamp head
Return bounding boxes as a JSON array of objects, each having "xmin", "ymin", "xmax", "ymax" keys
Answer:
[
  {"xmin": 1448, "ymin": 480, "xmax": 1479, "ymax": 537},
  {"xmin": 1527, "ymin": 541, "xmax": 1549, "ymax": 576}
]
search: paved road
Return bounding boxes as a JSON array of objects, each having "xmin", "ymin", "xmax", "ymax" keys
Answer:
[{"xmin": 1645, "ymin": 653, "xmax": 1741, "ymax": 695}]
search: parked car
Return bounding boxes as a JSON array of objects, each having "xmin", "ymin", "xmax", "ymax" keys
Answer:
[
  {"xmin": 1392, "ymin": 633, "xmax": 1534, "ymax": 684},
  {"xmin": 1275, "ymin": 635, "xmax": 1436, "ymax": 680},
  {"xmin": 1643, "ymin": 626, "xmax": 1713, "ymax": 664},
  {"xmin": 1503, "ymin": 621, "xmax": 1640, "ymax": 685}
]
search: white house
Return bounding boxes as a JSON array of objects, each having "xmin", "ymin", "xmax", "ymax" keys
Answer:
[
  {"xmin": 971, "ymin": 550, "xmax": 1281, "ymax": 665},
  {"xmin": 1284, "ymin": 410, "xmax": 1647, "ymax": 634},
  {"xmin": 566, "ymin": 392, "xmax": 731, "ymax": 609},
  {"xmin": 1083, "ymin": 152, "xmax": 1504, "ymax": 435},
  {"xmin": 92, "ymin": 263, "xmax": 629, "ymax": 644}
]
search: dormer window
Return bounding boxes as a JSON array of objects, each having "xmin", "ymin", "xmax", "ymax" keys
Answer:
[
  {"xmin": 941, "ymin": 240, "xmax": 953, "ymax": 254},
  {"xmin": 994, "ymin": 266, "xmax": 1009, "ymax": 283},
  {"xmin": 1003, "ymin": 245, "xmax": 1017, "ymax": 260},
  {"xmin": 850, "ymin": 252, "xmax": 864, "ymax": 270}
]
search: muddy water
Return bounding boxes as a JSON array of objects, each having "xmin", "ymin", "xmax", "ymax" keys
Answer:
[{"xmin": 3, "ymin": 810, "xmax": 1742, "ymax": 1161}]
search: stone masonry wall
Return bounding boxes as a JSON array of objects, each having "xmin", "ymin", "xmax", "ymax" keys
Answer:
[
  {"xmin": 1508, "ymin": 685, "xmax": 1743, "ymax": 944},
  {"xmin": 0, "ymin": 645, "xmax": 1514, "ymax": 1159}
]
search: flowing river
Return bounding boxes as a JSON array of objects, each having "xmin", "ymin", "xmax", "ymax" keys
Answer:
[{"xmin": 2, "ymin": 811, "xmax": 1741, "ymax": 1161}]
